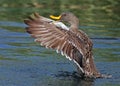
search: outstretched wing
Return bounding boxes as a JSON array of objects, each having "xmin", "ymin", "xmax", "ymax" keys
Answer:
[{"xmin": 24, "ymin": 13, "xmax": 86, "ymax": 73}]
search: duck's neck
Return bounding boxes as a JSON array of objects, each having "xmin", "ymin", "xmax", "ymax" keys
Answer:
[{"xmin": 69, "ymin": 20, "xmax": 79, "ymax": 32}]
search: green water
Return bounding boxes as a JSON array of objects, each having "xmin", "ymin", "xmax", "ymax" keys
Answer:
[{"xmin": 0, "ymin": 0, "xmax": 120, "ymax": 86}]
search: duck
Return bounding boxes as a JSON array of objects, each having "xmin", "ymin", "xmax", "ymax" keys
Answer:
[{"xmin": 24, "ymin": 12, "xmax": 103, "ymax": 78}]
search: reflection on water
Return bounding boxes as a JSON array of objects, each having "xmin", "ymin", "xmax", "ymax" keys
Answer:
[
  {"xmin": 0, "ymin": 0, "xmax": 120, "ymax": 86},
  {"xmin": 37, "ymin": 72, "xmax": 95, "ymax": 86},
  {"xmin": 53, "ymin": 71, "xmax": 94, "ymax": 86}
]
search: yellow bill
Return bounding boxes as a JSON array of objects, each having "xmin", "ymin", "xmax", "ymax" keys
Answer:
[{"xmin": 49, "ymin": 15, "xmax": 61, "ymax": 20}]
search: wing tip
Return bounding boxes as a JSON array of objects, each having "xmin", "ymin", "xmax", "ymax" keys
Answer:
[{"xmin": 24, "ymin": 12, "xmax": 41, "ymax": 25}]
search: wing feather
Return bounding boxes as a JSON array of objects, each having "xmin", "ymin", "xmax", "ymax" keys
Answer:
[{"xmin": 24, "ymin": 13, "xmax": 87, "ymax": 73}]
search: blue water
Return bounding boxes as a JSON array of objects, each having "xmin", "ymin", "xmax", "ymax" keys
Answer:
[{"xmin": 0, "ymin": 21, "xmax": 120, "ymax": 86}]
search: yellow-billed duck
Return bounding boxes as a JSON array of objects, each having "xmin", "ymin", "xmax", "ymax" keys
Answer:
[{"xmin": 24, "ymin": 12, "xmax": 107, "ymax": 78}]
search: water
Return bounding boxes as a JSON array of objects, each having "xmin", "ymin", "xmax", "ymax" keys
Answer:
[{"xmin": 0, "ymin": 0, "xmax": 120, "ymax": 86}]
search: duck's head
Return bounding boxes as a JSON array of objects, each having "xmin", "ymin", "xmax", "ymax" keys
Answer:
[{"xmin": 50, "ymin": 12, "xmax": 79, "ymax": 26}]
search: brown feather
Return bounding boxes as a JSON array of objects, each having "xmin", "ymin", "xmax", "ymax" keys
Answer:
[{"xmin": 24, "ymin": 12, "xmax": 101, "ymax": 78}]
